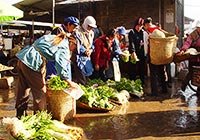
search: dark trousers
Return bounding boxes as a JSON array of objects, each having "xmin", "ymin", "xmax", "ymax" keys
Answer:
[
  {"xmin": 90, "ymin": 67, "xmax": 107, "ymax": 82},
  {"xmin": 72, "ymin": 63, "xmax": 87, "ymax": 85},
  {"xmin": 166, "ymin": 63, "xmax": 172, "ymax": 83},
  {"xmin": 16, "ymin": 61, "xmax": 47, "ymax": 117},
  {"xmin": 149, "ymin": 63, "xmax": 167, "ymax": 95},
  {"xmin": 129, "ymin": 59, "xmax": 145, "ymax": 85}
]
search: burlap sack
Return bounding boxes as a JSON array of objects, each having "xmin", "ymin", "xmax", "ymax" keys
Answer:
[{"xmin": 46, "ymin": 89, "xmax": 76, "ymax": 122}]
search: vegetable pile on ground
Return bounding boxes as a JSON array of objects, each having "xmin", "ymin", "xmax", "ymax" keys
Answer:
[
  {"xmin": 78, "ymin": 85, "xmax": 115, "ymax": 110},
  {"xmin": 47, "ymin": 75, "xmax": 70, "ymax": 90},
  {"xmin": 86, "ymin": 78, "xmax": 105, "ymax": 87},
  {"xmin": 85, "ymin": 78, "xmax": 143, "ymax": 97},
  {"xmin": 109, "ymin": 78, "xmax": 144, "ymax": 97},
  {"xmin": 78, "ymin": 77, "xmax": 143, "ymax": 109},
  {"xmin": 2, "ymin": 111, "xmax": 83, "ymax": 140}
]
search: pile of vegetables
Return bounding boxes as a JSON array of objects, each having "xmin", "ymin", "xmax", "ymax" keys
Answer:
[
  {"xmin": 86, "ymin": 78, "xmax": 105, "ymax": 87},
  {"xmin": 47, "ymin": 75, "xmax": 70, "ymax": 90},
  {"xmin": 79, "ymin": 85, "xmax": 115, "ymax": 110},
  {"xmin": 2, "ymin": 111, "xmax": 83, "ymax": 140},
  {"xmin": 78, "ymin": 78, "xmax": 143, "ymax": 109},
  {"xmin": 111, "ymin": 78, "xmax": 144, "ymax": 97}
]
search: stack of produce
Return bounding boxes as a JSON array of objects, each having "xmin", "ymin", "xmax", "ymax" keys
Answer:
[{"xmin": 2, "ymin": 111, "xmax": 83, "ymax": 140}]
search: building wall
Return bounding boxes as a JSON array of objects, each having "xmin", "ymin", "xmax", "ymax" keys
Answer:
[
  {"xmin": 87, "ymin": 0, "xmax": 183, "ymax": 46},
  {"xmin": 93, "ymin": 0, "xmax": 160, "ymax": 32},
  {"xmin": 54, "ymin": 0, "xmax": 184, "ymax": 45}
]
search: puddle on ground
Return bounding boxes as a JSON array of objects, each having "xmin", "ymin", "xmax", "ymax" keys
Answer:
[{"xmin": 1, "ymin": 79, "xmax": 200, "ymax": 140}]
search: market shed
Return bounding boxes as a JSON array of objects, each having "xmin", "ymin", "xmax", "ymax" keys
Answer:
[{"xmin": 14, "ymin": 0, "xmax": 184, "ymax": 46}]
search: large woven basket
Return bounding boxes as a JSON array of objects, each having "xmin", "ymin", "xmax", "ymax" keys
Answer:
[
  {"xmin": 149, "ymin": 33, "xmax": 178, "ymax": 65},
  {"xmin": 46, "ymin": 89, "xmax": 76, "ymax": 122},
  {"xmin": 192, "ymin": 66, "xmax": 200, "ymax": 87}
]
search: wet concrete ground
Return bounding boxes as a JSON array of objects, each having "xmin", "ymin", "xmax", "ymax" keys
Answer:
[{"xmin": 0, "ymin": 76, "xmax": 200, "ymax": 140}]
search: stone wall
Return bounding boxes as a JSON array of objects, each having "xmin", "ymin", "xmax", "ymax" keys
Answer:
[{"xmin": 93, "ymin": 0, "xmax": 160, "ymax": 32}]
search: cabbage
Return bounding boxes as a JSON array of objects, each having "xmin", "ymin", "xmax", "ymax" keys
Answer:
[
  {"xmin": 151, "ymin": 29, "xmax": 165, "ymax": 38},
  {"xmin": 130, "ymin": 56, "xmax": 139, "ymax": 64},
  {"xmin": 121, "ymin": 50, "xmax": 130, "ymax": 62},
  {"xmin": 120, "ymin": 55, "xmax": 129, "ymax": 62}
]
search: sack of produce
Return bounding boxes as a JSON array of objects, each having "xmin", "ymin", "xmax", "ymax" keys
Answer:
[
  {"xmin": 47, "ymin": 90, "xmax": 76, "ymax": 122},
  {"xmin": 47, "ymin": 76, "xmax": 77, "ymax": 122},
  {"xmin": 149, "ymin": 32, "xmax": 178, "ymax": 65}
]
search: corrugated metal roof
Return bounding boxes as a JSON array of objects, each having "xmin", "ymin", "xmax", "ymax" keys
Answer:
[{"xmin": 14, "ymin": 0, "xmax": 106, "ymax": 22}]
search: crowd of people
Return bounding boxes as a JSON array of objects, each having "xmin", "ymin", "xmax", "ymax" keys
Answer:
[{"xmin": 9, "ymin": 15, "xmax": 199, "ymax": 118}]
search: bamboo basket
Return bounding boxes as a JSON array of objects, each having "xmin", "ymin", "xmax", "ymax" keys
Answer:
[
  {"xmin": 149, "ymin": 33, "xmax": 178, "ymax": 65},
  {"xmin": 46, "ymin": 89, "xmax": 76, "ymax": 122}
]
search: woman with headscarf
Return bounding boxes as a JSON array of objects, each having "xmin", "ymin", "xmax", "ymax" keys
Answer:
[{"xmin": 73, "ymin": 16, "xmax": 97, "ymax": 85}]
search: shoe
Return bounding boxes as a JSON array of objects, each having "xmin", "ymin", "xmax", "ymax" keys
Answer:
[{"xmin": 16, "ymin": 108, "xmax": 27, "ymax": 119}]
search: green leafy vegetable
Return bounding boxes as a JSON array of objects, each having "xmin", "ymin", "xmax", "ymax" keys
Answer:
[
  {"xmin": 48, "ymin": 76, "xmax": 70, "ymax": 90},
  {"xmin": 79, "ymin": 85, "xmax": 114, "ymax": 109},
  {"xmin": 3, "ymin": 111, "xmax": 84, "ymax": 140}
]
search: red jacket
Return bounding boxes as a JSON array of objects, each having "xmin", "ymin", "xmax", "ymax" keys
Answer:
[{"xmin": 91, "ymin": 35, "xmax": 112, "ymax": 68}]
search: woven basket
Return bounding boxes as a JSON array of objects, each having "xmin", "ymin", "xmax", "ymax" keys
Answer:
[
  {"xmin": 192, "ymin": 66, "xmax": 200, "ymax": 87},
  {"xmin": 46, "ymin": 89, "xmax": 76, "ymax": 122},
  {"xmin": 149, "ymin": 33, "xmax": 178, "ymax": 65}
]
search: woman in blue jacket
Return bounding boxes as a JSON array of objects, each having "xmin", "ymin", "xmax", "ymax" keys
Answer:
[{"xmin": 15, "ymin": 32, "xmax": 79, "ymax": 118}]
